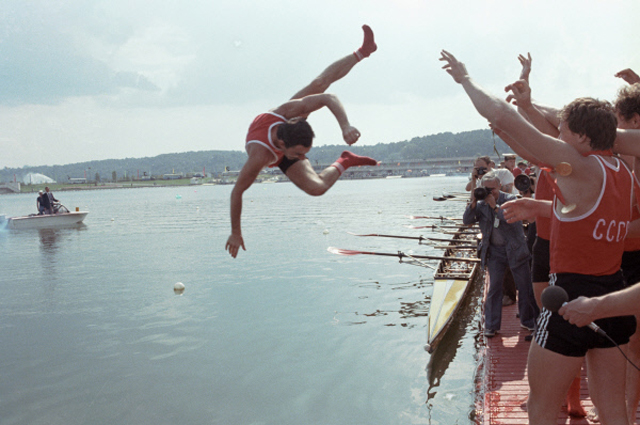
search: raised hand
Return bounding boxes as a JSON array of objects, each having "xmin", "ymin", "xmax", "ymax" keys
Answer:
[
  {"xmin": 439, "ymin": 50, "xmax": 469, "ymax": 84},
  {"xmin": 518, "ymin": 52, "xmax": 532, "ymax": 81},
  {"xmin": 615, "ymin": 68, "xmax": 640, "ymax": 85},
  {"xmin": 505, "ymin": 79, "xmax": 533, "ymax": 109}
]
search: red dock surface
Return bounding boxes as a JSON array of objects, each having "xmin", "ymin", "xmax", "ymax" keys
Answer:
[{"xmin": 475, "ymin": 272, "xmax": 640, "ymax": 424}]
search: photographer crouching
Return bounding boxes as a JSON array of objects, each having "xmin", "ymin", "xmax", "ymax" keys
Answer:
[{"xmin": 463, "ymin": 171, "xmax": 538, "ymax": 338}]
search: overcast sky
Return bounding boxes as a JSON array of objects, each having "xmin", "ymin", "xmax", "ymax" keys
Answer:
[{"xmin": 0, "ymin": 0, "xmax": 638, "ymax": 168}]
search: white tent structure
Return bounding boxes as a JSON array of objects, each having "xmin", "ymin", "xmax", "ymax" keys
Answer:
[{"xmin": 23, "ymin": 173, "xmax": 56, "ymax": 185}]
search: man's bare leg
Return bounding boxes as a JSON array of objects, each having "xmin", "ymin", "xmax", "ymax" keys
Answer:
[
  {"xmin": 565, "ymin": 376, "xmax": 587, "ymax": 417},
  {"xmin": 626, "ymin": 327, "xmax": 640, "ymax": 424},
  {"xmin": 586, "ymin": 346, "xmax": 629, "ymax": 425},
  {"xmin": 527, "ymin": 342, "xmax": 584, "ymax": 424},
  {"xmin": 532, "ymin": 280, "xmax": 586, "ymax": 417},
  {"xmin": 290, "ymin": 25, "xmax": 376, "ymax": 100},
  {"xmin": 285, "ymin": 151, "xmax": 377, "ymax": 196}
]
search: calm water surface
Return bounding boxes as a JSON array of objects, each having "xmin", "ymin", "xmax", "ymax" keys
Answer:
[{"xmin": 0, "ymin": 176, "xmax": 482, "ymax": 425}]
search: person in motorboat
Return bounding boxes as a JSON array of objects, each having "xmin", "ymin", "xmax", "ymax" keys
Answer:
[
  {"xmin": 44, "ymin": 187, "xmax": 59, "ymax": 213},
  {"xmin": 37, "ymin": 190, "xmax": 51, "ymax": 215},
  {"xmin": 225, "ymin": 25, "xmax": 379, "ymax": 258}
]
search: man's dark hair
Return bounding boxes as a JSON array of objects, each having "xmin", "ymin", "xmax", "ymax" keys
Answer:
[
  {"xmin": 559, "ymin": 97, "xmax": 617, "ymax": 150},
  {"xmin": 277, "ymin": 119, "xmax": 315, "ymax": 148},
  {"xmin": 615, "ymin": 83, "xmax": 640, "ymax": 120}
]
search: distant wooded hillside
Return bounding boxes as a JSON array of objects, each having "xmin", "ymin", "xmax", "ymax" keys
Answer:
[{"xmin": 1, "ymin": 128, "xmax": 513, "ymax": 183}]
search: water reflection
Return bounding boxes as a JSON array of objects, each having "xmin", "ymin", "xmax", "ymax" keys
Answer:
[
  {"xmin": 336, "ymin": 277, "xmax": 433, "ymax": 326},
  {"xmin": 37, "ymin": 225, "xmax": 87, "ymax": 299}
]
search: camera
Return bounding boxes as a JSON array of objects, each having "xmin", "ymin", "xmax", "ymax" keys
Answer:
[
  {"xmin": 514, "ymin": 174, "xmax": 536, "ymax": 193},
  {"xmin": 474, "ymin": 187, "xmax": 490, "ymax": 200},
  {"xmin": 475, "ymin": 167, "xmax": 488, "ymax": 176}
]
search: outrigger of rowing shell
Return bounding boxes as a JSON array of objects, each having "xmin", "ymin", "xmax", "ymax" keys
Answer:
[{"xmin": 328, "ymin": 221, "xmax": 482, "ymax": 353}]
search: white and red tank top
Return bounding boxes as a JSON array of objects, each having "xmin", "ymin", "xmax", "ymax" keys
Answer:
[
  {"xmin": 550, "ymin": 155, "xmax": 634, "ymax": 276},
  {"xmin": 245, "ymin": 112, "xmax": 286, "ymax": 167}
]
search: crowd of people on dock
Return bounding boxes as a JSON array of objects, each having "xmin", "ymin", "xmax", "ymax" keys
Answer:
[{"xmin": 450, "ymin": 49, "xmax": 640, "ymax": 425}]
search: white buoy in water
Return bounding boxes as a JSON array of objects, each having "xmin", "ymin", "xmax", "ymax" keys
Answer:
[
  {"xmin": 174, "ymin": 282, "xmax": 185, "ymax": 294},
  {"xmin": 323, "ymin": 229, "xmax": 329, "ymax": 235},
  {"xmin": 111, "ymin": 218, "xmax": 115, "ymax": 221}
]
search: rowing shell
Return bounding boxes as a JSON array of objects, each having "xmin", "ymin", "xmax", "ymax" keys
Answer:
[{"xmin": 425, "ymin": 224, "xmax": 480, "ymax": 353}]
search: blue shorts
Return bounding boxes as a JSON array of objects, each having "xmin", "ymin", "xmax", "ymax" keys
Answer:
[{"xmin": 535, "ymin": 271, "xmax": 636, "ymax": 357}]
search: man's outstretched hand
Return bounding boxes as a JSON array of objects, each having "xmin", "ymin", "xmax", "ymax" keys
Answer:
[
  {"xmin": 505, "ymin": 79, "xmax": 533, "ymax": 109},
  {"xmin": 440, "ymin": 50, "xmax": 469, "ymax": 84},
  {"xmin": 226, "ymin": 234, "xmax": 246, "ymax": 258},
  {"xmin": 518, "ymin": 52, "xmax": 532, "ymax": 81}
]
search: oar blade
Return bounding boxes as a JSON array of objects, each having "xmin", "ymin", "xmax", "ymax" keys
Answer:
[{"xmin": 327, "ymin": 246, "xmax": 361, "ymax": 256}]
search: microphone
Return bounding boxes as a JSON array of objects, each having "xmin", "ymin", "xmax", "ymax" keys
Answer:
[{"xmin": 540, "ymin": 285, "xmax": 607, "ymax": 337}]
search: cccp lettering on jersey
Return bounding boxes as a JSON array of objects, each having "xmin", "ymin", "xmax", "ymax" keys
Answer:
[{"xmin": 592, "ymin": 218, "xmax": 629, "ymax": 242}]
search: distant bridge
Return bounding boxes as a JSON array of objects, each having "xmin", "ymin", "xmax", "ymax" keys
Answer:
[{"xmin": 220, "ymin": 155, "xmax": 509, "ymax": 182}]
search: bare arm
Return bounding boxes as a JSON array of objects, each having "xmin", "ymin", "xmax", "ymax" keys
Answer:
[
  {"xmin": 558, "ymin": 284, "xmax": 640, "ymax": 327},
  {"xmin": 272, "ymin": 93, "xmax": 360, "ymax": 145},
  {"xmin": 500, "ymin": 198, "xmax": 552, "ymax": 223},
  {"xmin": 225, "ymin": 147, "xmax": 271, "ymax": 258},
  {"xmin": 440, "ymin": 50, "xmax": 580, "ymax": 169},
  {"xmin": 614, "ymin": 128, "xmax": 640, "ymax": 157},
  {"xmin": 532, "ymin": 103, "xmax": 561, "ymax": 129},
  {"xmin": 440, "ymin": 50, "xmax": 594, "ymax": 213},
  {"xmin": 505, "ymin": 79, "xmax": 560, "ymax": 138},
  {"xmin": 615, "ymin": 68, "xmax": 640, "ymax": 85}
]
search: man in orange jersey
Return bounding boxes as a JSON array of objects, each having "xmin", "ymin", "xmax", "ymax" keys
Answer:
[
  {"xmin": 226, "ymin": 26, "xmax": 378, "ymax": 258},
  {"xmin": 441, "ymin": 50, "xmax": 636, "ymax": 425}
]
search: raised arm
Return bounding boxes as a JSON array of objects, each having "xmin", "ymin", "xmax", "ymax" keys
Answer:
[
  {"xmin": 273, "ymin": 93, "xmax": 360, "ymax": 145},
  {"xmin": 439, "ymin": 50, "xmax": 579, "ymax": 169},
  {"xmin": 532, "ymin": 103, "xmax": 561, "ymax": 129},
  {"xmin": 505, "ymin": 79, "xmax": 560, "ymax": 138},
  {"xmin": 615, "ymin": 68, "xmax": 640, "ymax": 85},
  {"xmin": 518, "ymin": 52, "xmax": 532, "ymax": 82},
  {"xmin": 614, "ymin": 128, "xmax": 640, "ymax": 157}
]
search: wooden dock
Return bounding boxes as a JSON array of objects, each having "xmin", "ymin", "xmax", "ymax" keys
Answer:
[{"xmin": 475, "ymin": 272, "xmax": 620, "ymax": 425}]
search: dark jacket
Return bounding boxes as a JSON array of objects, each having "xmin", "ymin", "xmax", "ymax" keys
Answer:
[{"xmin": 462, "ymin": 191, "xmax": 530, "ymax": 269}]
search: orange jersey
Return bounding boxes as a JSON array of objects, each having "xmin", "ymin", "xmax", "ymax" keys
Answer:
[
  {"xmin": 550, "ymin": 156, "xmax": 634, "ymax": 275},
  {"xmin": 534, "ymin": 169, "xmax": 553, "ymax": 240},
  {"xmin": 245, "ymin": 112, "xmax": 286, "ymax": 167}
]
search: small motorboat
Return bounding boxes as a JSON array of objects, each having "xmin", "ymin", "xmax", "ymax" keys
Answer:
[{"xmin": 2, "ymin": 204, "xmax": 88, "ymax": 230}]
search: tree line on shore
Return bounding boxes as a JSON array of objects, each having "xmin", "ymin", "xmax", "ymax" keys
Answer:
[{"xmin": 1, "ymin": 128, "xmax": 513, "ymax": 183}]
